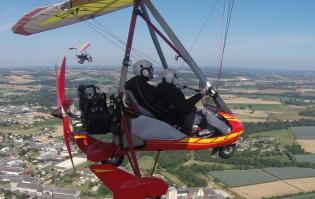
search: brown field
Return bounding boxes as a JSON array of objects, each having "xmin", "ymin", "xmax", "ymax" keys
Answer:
[
  {"xmin": 51, "ymin": 124, "xmax": 63, "ymax": 137},
  {"xmin": 224, "ymin": 96, "xmax": 281, "ymax": 104},
  {"xmin": 231, "ymin": 181, "xmax": 300, "ymax": 199},
  {"xmin": 0, "ymin": 84, "xmax": 41, "ymax": 91},
  {"xmin": 226, "ymin": 88, "xmax": 292, "ymax": 95},
  {"xmin": 296, "ymin": 139, "xmax": 315, "ymax": 153},
  {"xmin": 284, "ymin": 177, "xmax": 315, "ymax": 192},
  {"xmin": 7, "ymin": 75, "xmax": 34, "ymax": 84}
]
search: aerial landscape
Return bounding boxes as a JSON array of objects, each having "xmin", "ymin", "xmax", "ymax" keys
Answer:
[{"xmin": 1, "ymin": 0, "xmax": 315, "ymax": 199}]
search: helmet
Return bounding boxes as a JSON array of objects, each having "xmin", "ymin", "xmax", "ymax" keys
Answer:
[
  {"xmin": 133, "ymin": 60, "xmax": 154, "ymax": 79},
  {"xmin": 162, "ymin": 69, "xmax": 179, "ymax": 84}
]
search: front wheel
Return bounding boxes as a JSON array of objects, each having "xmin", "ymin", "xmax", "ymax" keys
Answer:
[
  {"xmin": 218, "ymin": 144, "xmax": 236, "ymax": 159},
  {"xmin": 101, "ymin": 155, "xmax": 124, "ymax": 167}
]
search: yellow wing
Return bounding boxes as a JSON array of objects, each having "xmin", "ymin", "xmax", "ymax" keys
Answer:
[{"xmin": 12, "ymin": 0, "xmax": 134, "ymax": 36}]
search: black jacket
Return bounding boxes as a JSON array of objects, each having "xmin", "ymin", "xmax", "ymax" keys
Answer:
[
  {"xmin": 125, "ymin": 76, "xmax": 170, "ymax": 121},
  {"xmin": 156, "ymin": 82, "xmax": 203, "ymax": 126}
]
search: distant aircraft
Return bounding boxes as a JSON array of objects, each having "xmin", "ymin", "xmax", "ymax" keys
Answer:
[
  {"xmin": 69, "ymin": 43, "xmax": 92, "ymax": 64},
  {"xmin": 12, "ymin": 0, "xmax": 243, "ymax": 198}
]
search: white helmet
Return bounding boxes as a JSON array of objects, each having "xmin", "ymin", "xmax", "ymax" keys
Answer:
[
  {"xmin": 162, "ymin": 69, "xmax": 179, "ymax": 84},
  {"xmin": 133, "ymin": 60, "xmax": 154, "ymax": 79}
]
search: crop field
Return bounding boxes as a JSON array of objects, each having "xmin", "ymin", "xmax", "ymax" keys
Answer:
[
  {"xmin": 290, "ymin": 126, "xmax": 315, "ymax": 139},
  {"xmin": 294, "ymin": 154, "xmax": 315, "ymax": 164},
  {"xmin": 231, "ymin": 181, "xmax": 300, "ymax": 199},
  {"xmin": 296, "ymin": 139, "xmax": 315, "ymax": 153},
  {"xmin": 284, "ymin": 177, "xmax": 315, "ymax": 192},
  {"xmin": 280, "ymin": 192, "xmax": 315, "ymax": 199},
  {"xmin": 263, "ymin": 167, "xmax": 315, "ymax": 180},
  {"xmin": 209, "ymin": 169, "xmax": 277, "ymax": 187}
]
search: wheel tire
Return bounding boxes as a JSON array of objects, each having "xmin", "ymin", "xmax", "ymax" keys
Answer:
[
  {"xmin": 218, "ymin": 144, "xmax": 236, "ymax": 159},
  {"xmin": 101, "ymin": 155, "xmax": 124, "ymax": 167}
]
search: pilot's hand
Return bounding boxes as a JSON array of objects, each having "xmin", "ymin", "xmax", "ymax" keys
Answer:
[{"xmin": 199, "ymin": 82, "xmax": 207, "ymax": 95}]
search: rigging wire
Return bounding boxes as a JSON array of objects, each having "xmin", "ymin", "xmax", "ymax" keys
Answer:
[
  {"xmin": 83, "ymin": 20, "xmax": 138, "ymax": 62},
  {"xmin": 177, "ymin": 0, "xmax": 219, "ymax": 72},
  {"xmin": 216, "ymin": 0, "xmax": 235, "ymax": 87},
  {"xmin": 89, "ymin": 18, "xmax": 160, "ymax": 65}
]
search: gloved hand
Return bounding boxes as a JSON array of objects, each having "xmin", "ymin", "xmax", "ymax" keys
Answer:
[{"xmin": 199, "ymin": 81, "xmax": 212, "ymax": 95}]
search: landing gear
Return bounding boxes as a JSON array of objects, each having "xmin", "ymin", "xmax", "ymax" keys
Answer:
[
  {"xmin": 101, "ymin": 155, "xmax": 124, "ymax": 167},
  {"xmin": 218, "ymin": 144, "xmax": 236, "ymax": 159}
]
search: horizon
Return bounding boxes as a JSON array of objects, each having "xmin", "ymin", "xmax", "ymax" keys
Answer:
[{"xmin": 1, "ymin": 0, "xmax": 315, "ymax": 70}]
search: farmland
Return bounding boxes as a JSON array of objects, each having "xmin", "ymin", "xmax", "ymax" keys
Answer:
[
  {"xmin": 210, "ymin": 168, "xmax": 315, "ymax": 199},
  {"xmin": 263, "ymin": 167, "xmax": 315, "ymax": 180},
  {"xmin": 209, "ymin": 169, "xmax": 277, "ymax": 187},
  {"xmin": 296, "ymin": 140, "xmax": 315, "ymax": 153},
  {"xmin": 294, "ymin": 154, "xmax": 315, "ymax": 164},
  {"xmin": 290, "ymin": 126, "xmax": 315, "ymax": 139}
]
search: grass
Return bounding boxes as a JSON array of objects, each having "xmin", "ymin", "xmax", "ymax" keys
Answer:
[
  {"xmin": 248, "ymin": 129, "xmax": 295, "ymax": 145},
  {"xmin": 159, "ymin": 170, "xmax": 185, "ymax": 187},
  {"xmin": 0, "ymin": 118, "xmax": 60, "ymax": 135}
]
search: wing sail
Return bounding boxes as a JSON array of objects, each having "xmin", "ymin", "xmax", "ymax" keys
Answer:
[{"xmin": 12, "ymin": 0, "xmax": 134, "ymax": 36}]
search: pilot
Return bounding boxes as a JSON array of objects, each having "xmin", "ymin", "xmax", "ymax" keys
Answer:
[
  {"xmin": 125, "ymin": 60, "xmax": 170, "ymax": 121},
  {"xmin": 157, "ymin": 69, "xmax": 231, "ymax": 135},
  {"xmin": 156, "ymin": 69, "xmax": 203, "ymax": 130}
]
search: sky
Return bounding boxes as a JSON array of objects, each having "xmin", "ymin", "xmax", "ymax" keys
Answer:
[{"xmin": 0, "ymin": 0, "xmax": 315, "ymax": 70}]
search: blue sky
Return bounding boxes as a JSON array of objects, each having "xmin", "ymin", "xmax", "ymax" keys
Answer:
[{"xmin": 0, "ymin": 0, "xmax": 315, "ymax": 70}]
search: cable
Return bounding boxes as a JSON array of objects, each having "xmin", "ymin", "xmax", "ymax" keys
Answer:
[
  {"xmin": 90, "ymin": 19, "xmax": 160, "ymax": 65},
  {"xmin": 177, "ymin": 0, "xmax": 219, "ymax": 72},
  {"xmin": 83, "ymin": 21, "xmax": 138, "ymax": 62},
  {"xmin": 217, "ymin": 0, "xmax": 235, "ymax": 85}
]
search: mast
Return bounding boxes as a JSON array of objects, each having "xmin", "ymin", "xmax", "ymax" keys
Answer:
[{"xmin": 140, "ymin": 2, "xmax": 168, "ymax": 69}]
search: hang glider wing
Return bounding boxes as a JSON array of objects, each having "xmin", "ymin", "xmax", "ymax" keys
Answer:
[
  {"xmin": 12, "ymin": 0, "xmax": 134, "ymax": 36},
  {"xmin": 70, "ymin": 43, "xmax": 91, "ymax": 51}
]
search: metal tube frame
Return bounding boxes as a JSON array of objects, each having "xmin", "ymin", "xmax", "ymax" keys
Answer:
[{"xmin": 140, "ymin": 3, "xmax": 168, "ymax": 69}]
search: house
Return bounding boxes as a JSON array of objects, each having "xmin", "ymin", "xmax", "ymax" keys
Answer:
[
  {"xmin": 42, "ymin": 186, "xmax": 80, "ymax": 199},
  {"xmin": 0, "ymin": 167, "xmax": 23, "ymax": 176},
  {"xmin": 10, "ymin": 180, "xmax": 42, "ymax": 197}
]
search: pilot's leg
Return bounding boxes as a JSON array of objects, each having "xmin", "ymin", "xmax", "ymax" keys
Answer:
[{"xmin": 203, "ymin": 110, "xmax": 230, "ymax": 135}]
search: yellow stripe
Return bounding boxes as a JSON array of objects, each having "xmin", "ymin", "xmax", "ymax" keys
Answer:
[
  {"xmin": 92, "ymin": 169, "xmax": 116, "ymax": 173},
  {"xmin": 74, "ymin": 135, "xmax": 86, "ymax": 139},
  {"xmin": 42, "ymin": 0, "xmax": 133, "ymax": 25},
  {"xmin": 196, "ymin": 138, "xmax": 216, "ymax": 144},
  {"xmin": 179, "ymin": 137, "xmax": 201, "ymax": 143}
]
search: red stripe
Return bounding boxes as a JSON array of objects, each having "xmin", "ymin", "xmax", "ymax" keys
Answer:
[{"xmin": 12, "ymin": 7, "xmax": 45, "ymax": 36}]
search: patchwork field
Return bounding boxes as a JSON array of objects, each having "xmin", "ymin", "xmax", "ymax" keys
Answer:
[
  {"xmin": 263, "ymin": 167, "xmax": 315, "ymax": 180},
  {"xmin": 294, "ymin": 154, "xmax": 315, "ymax": 164},
  {"xmin": 231, "ymin": 181, "xmax": 301, "ymax": 199},
  {"xmin": 284, "ymin": 177, "xmax": 315, "ymax": 192},
  {"xmin": 209, "ymin": 169, "xmax": 276, "ymax": 187},
  {"xmin": 296, "ymin": 139, "xmax": 315, "ymax": 153},
  {"xmin": 210, "ymin": 168, "xmax": 315, "ymax": 199},
  {"xmin": 290, "ymin": 126, "xmax": 315, "ymax": 139}
]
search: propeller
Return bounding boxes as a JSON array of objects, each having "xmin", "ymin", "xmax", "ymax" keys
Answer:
[{"xmin": 54, "ymin": 57, "xmax": 76, "ymax": 173}]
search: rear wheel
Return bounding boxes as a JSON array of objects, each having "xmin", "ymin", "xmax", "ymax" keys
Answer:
[
  {"xmin": 218, "ymin": 144, "xmax": 236, "ymax": 159},
  {"xmin": 101, "ymin": 155, "xmax": 124, "ymax": 167}
]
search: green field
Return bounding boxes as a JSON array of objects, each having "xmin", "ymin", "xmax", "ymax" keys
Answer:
[
  {"xmin": 294, "ymin": 154, "xmax": 315, "ymax": 164},
  {"xmin": 248, "ymin": 129, "xmax": 294, "ymax": 145},
  {"xmin": 263, "ymin": 167, "xmax": 315, "ymax": 180},
  {"xmin": 290, "ymin": 126, "xmax": 315, "ymax": 139},
  {"xmin": 209, "ymin": 169, "xmax": 277, "ymax": 187}
]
